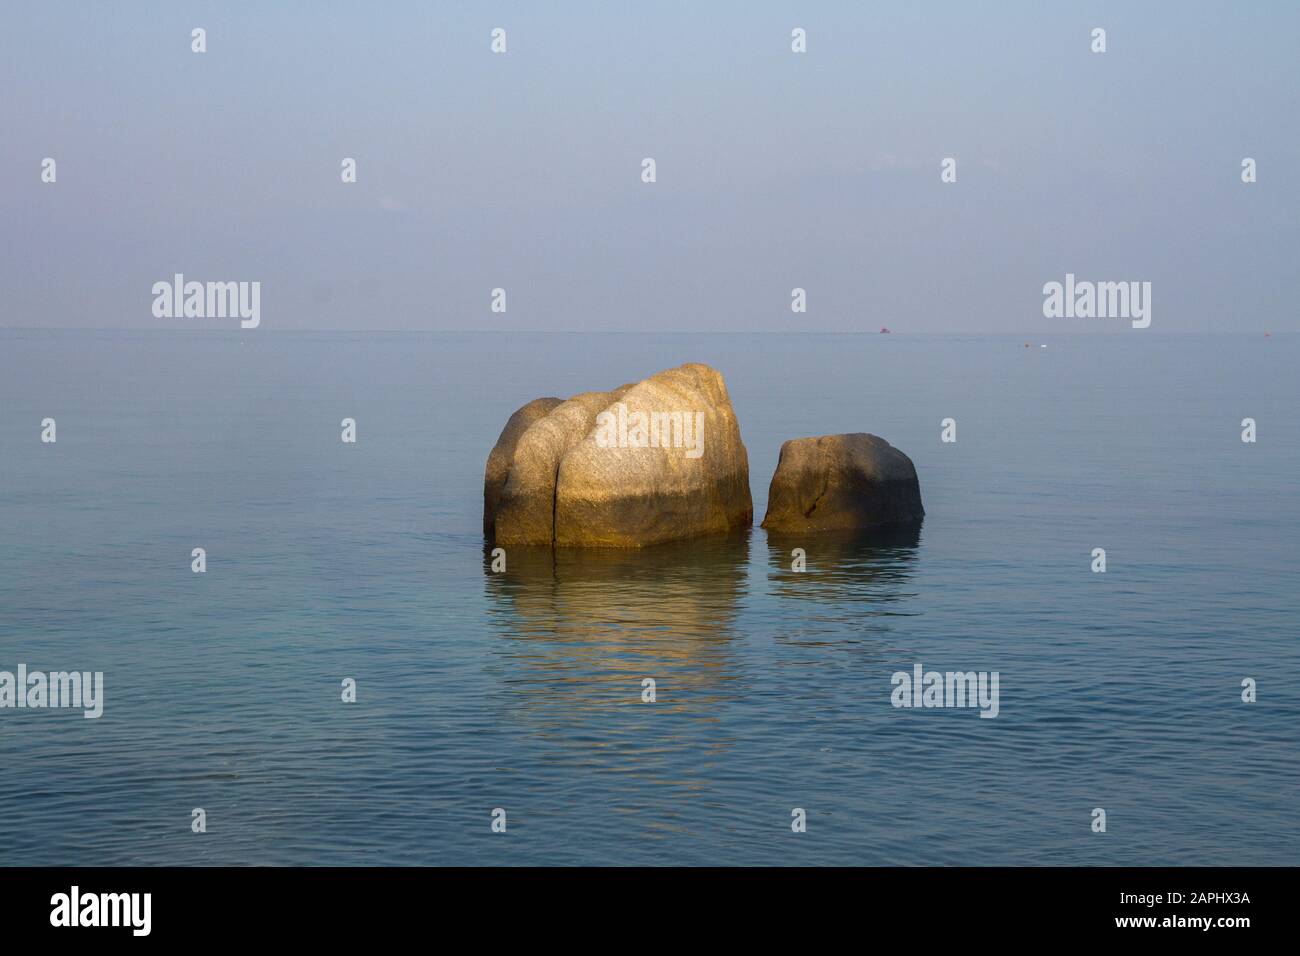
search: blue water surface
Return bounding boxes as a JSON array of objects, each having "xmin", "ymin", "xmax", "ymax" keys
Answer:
[{"xmin": 1, "ymin": 329, "xmax": 1296, "ymax": 865}]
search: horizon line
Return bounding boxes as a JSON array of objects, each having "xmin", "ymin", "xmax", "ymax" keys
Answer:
[{"xmin": 1, "ymin": 326, "xmax": 1288, "ymax": 337}]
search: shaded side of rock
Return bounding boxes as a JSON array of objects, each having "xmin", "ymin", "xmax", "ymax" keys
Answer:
[
  {"xmin": 760, "ymin": 433, "xmax": 923, "ymax": 534},
  {"xmin": 492, "ymin": 389, "xmax": 628, "ymax": 546},
  {"xmin": 483, "ymin": 397, "xmax": 563, "ymax": 538}
]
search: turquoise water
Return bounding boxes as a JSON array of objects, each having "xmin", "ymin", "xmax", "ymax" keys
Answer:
[{"xmin": 1, "ymin": 329, "xmax": 1297, "ymax": 865}]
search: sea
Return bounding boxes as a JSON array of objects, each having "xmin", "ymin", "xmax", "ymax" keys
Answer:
[{"xmin": 1, "ymin": 328, "xmax": 1296, "ymax": 865}]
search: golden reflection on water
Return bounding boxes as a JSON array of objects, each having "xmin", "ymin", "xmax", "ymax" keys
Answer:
[
  {"xmin": 483, "ymin": 532, "xmax": 752, "ymax": 713},
  {"xmin": 483, "ymin": 525, "xmax": 924, "ymax": 715}
]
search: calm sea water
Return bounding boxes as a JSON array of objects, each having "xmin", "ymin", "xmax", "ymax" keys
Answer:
[{"xmin": 1, "ymin": 329, "xmax": 1297, "ymax": 865}]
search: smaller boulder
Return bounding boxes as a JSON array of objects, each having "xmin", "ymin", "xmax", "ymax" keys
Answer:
[{"xmin": 761, "ymin": 433, "xmax": 923, "ymax": 534}]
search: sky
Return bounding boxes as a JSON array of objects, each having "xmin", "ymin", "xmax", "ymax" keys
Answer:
[{"xmin": 2, "ymin": 0, "xmax": 1297, "ymax": 332}]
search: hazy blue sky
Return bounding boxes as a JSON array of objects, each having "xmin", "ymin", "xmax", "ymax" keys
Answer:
[{"xmin": 2, "ymin": 1, "xmax": 1297, "ymax": 332}]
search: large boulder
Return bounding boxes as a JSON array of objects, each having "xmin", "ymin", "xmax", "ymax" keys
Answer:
[
  {"xmin": 760, "ymin": 433, "xmax": 923, "ymax": 534},
  {"xmin": 485, "ymin": 364, "xmax": 753, "ymax": 547}
]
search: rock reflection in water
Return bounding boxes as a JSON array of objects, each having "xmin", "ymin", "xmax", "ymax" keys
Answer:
[
  {"xmin": 483, "ymin": 532, "xmax": 751, "ymax": 715},
  {"xmin": 763, "ymin": 524, "xmax": 923, "ymax": 651}
]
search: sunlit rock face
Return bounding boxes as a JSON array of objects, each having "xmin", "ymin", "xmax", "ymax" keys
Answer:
[
  {"xmin": 760, "ymin": 433, "xmax": 923, "ymax": 534},
  {"xmin": 484, "ymin": 364, "xmax": 752, "ymax": 548}
]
